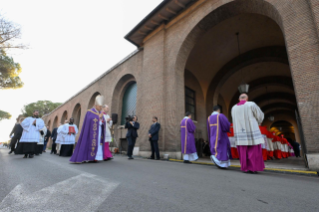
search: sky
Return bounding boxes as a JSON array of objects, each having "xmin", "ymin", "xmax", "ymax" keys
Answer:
[{"xmin": 0, "ymin": 0, "xmax": 162, "ymax": 142}]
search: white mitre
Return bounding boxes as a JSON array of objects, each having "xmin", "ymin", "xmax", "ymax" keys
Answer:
[{"xmin": 95, "ymin": 95, "xmax": 105, "ymax": 106}]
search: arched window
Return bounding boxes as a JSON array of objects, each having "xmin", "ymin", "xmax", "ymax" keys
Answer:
[
  {"xmin": 72, "ymin": 103, "xmax": 81, "ymax": 128},
  {"xmin": 61, "ymin": 111, "xmax": 68, "ymax": 124},
  {"xmin": 121, "ymin": 82, "xmax": 137, "ymax": 124}
]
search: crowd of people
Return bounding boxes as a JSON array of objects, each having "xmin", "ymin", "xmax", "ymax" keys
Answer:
[
  {"xmin": 7, "ymin": 93, "xmax": 301, "ymax": 174},
  {"xmin": 180, "ymin": 93, "xmax": 301, "ymax": 174}
]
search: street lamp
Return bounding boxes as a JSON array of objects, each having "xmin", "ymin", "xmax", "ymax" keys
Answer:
[
  {"xmin": 238, "ymin": 83, "xmax": 249, "ymax": 94},
  {"xmin": 236, "ymin": 32, "xmax": 249, "ymax": 94}
]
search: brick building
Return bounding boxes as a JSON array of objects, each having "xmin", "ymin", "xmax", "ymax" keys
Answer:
[{"xmin": 43, "ymin": 0, "xmax": 319, "ymax": 170}]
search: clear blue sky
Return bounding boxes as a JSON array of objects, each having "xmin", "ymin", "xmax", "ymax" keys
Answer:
[{"xmin": 0, "ymin": 0, "xmax": 162, "ymax": 142}]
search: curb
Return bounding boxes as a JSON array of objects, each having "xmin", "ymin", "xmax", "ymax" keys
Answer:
[{"xmin": 168, "ymin": 159, "xmax": 319, "ymax": 177}]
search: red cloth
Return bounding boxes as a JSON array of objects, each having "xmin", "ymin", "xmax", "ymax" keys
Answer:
[
  {"xmin": 227, "ymin": 124, "xmax": 234, "ymax": 137},
  {"xmin": 231, "ymin": 148, "xmax": 239, "ymax": 159},
  {"xmin": 237, "ymin": 144, "xmax": 265, "ymax": 172}
]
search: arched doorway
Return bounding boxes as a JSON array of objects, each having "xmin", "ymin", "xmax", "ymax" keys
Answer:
[
  {"xmin": 47, "ymin": 120, "xmax": 51, "ymax": 130},
  {"xmin": 88, "ymin": 92, "xmax": 101, "ymax": 109},
  {"xmin": 121, "ymin": 82, "xmax": 137, "ymax": 124},
  {"xmin": 61, "ymin": 111, "xmax": 68, "ymax": 124},
  {"xmin": 270, "ymin": 121, "xmax": 295, "ymax": 142},
  {"xmin": 111, "ymin": 74, "xmax": 137, "ymax": 126},
  {"xmin": 72, "ymin": 103, "xmax": 81, "ymax": 128},
  {"xmin": 179, "ymin": 3, "xmax": 304, "ymax": 166},
  {"xmin": 53, "ymin": 116, "xmax": 58, "ymax": 129}
]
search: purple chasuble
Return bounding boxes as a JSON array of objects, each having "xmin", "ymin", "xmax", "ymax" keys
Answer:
[
  {"xmin": 207, "ymin": 113, "xmax": 232, "ymax": 161},
  {"xmin": 70, "ymin": 108, "xmax": 106, "ymax": 163},
  {"xmin": 180, "ymin": 118, "xmax": 197, "ymax": 154}
]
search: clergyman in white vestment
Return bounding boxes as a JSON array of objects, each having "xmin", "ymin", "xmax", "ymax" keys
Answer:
[{"xmin": 15, "ymin": 110, "xmax": 45, "ymax": 158}]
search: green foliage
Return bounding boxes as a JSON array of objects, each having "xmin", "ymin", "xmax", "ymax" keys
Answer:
[
  {"xmin": 21, "ymin": 100, "xmax": 62, "ymax": 117},
  {"xmin": 0, "ymin": 13, "xmax": 26, "ymax": 89},
  {"xmin": 0, "ymin": 49, "xmax": 23, "ymax": 89},
  {"xmin": 0, "ymin": 109, "xmax": 11, "ymax": 121}
]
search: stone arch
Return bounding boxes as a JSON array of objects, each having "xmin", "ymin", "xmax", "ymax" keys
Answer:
[
  {"xmin": 53, "ymin": 116, "xmax": 58, "ymax": 129},
  {"xmin": 111, "ymin": 74, "xmax": 137, "ymax": 125},
  {"xmin": 171, "ymin": 0, "xmax": 319, "ymax": 153},
  {"xmin": 88, "ymin": 92, "xmax": 101, "ymax": 109},
  {"xmin": 61, "ymin": 111, "xmax": 68, "ymax": 124},
  {"xmin": 72, "ymin": 103, "xmax": 81, "ymax": 128},
  {"xmin": 47, "ymin": 120, "xmax": 51, "ymax": 130},
  {"xmin": 209, "ymin": 46, "xmax": 288, "ymax": 107}
]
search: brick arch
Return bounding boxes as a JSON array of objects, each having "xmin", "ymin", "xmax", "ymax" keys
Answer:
[
  {"xmin": 61, "ymin": 110, "xmax": 68, "ymax": 124},
  {"xmin": 111, "ymin": 74, "xmax": 137, "ymax": 125},
  {"xmin": 261, "ymin": 103, "xmax": 297, "ymax": 114},
  {"xmin": 47, "ymin": 120, "xmax": 51, "ymax": 130},
  {"xmin": 170, "ymin": 0, "xmax": 319, "ymax": 153},
  {"xmin": 208, "ymin": 46, "xmax": 288, "ymax": 106},
  {"xmin": 87, "ymin": 92, "xmax": 101, "ymax": 109},
  {"xmin": 53, "ymin": 116, "xmax": 58, "ymax": 129},
  {"xmin": 229, "ymin": 76, "xmax": 294, "ymax": 111},
  {"xmin": 72, "ymin": 103, "xmax": 81, "ymax": 128}
]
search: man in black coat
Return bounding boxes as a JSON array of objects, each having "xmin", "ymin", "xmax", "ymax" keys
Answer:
[
  {"xmin": 148, "ymin": 116, "xmax": 161, "ymax": 160},
  {"xmin": 50, "ymin": 126, "xmax": 58, "ymax": 154},
  {"xmin": 43, "ymin": 125, "xmax": 51, "ymax": 153},
  {"xmin": 125, "ymin": 115, "xmax": 139, "ymax": 160},
  {"xmin": 8, "ymin": 118, "xmax": 24, "ymax": 154}
]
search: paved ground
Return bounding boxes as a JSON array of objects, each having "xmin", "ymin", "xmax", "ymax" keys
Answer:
[
  {"xmin": 0, "ymin": 148, "xmax": 318, "ymax": 212},
  {"xmin": 199, "ymin": 156, "xmax": 307, "ymax": 170}
]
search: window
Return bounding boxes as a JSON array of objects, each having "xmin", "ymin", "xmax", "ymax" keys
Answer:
[{"xmin": 185, "ymin": 87, "xmax": 196, "ymax": 120}]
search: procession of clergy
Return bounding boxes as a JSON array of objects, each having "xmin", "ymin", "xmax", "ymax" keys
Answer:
[
  {"xmin": 14, "ymin": 95, "xmax": 113, "ymax": 161},
  {"xmin": 182, "ymin": 93, "xmax": 295, "ymax": 173},
  {"xmin": 15, "ymin": 93, "xmax": 293, "ymax": 173}
]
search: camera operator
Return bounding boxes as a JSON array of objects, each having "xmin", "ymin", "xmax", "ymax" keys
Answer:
[{"xmin": 125, "ymin": 115, "xmax": 139, "ymax": 160}]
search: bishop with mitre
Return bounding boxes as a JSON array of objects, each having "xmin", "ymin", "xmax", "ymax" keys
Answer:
[{"xmin": 70, "ymin": 95, "xmax": 106, "ymax": 163}]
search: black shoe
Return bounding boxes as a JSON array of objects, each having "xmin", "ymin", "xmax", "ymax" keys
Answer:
[
  {"xmin": 148, "ymin": 157, "xmax": 155, "ymax": 160},
  {"xmin": 183, "ymin": 160, "xmax": 191, "ymax": 164},
  {"xmin": 8, "ymin": 151, "xmax": 13, "ymax": 154},
  {"xmin": 50, "ymin": 152, "xmax": 53, "ymax": 154},
  {"xmin": 29, "ymin": 155, "xmax": 34, "ymax": 158},
  {"xmin": 23, "ymin": 154, "xmax": 28, "ymax": 158},
  {"xmin": 128, "ymin": 157, "xmax": 134, "ymax": 160},
  {"xmin": 155, "ymin": 158, "xmax": 160, "ymax": 160},
  {"xmin": 35, "ymin": 154, "xmax": 39, "ymax": 156}
]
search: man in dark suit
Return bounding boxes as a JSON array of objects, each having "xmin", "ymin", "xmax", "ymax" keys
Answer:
[
  {"xmin": 148, "ymin": 116, "xmax": 161, "ymax": 160},
  {"xmin": 8, "ymin": 118, "xmax": 24, "ymax": 154},
  {"xmin": 50, "ymin": 126, "xmax": 58, "ymax": 154},
  {"xmin": 125, "ymin": 115, "xmax": 139, "ymax": 160},
  {"xmin": 43, "ymin": 125, "xmax": 51, "ymax": 153}
]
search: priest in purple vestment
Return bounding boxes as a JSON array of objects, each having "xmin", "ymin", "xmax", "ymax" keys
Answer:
[
  {"xmin": 180, "ymin": 112, "xmax": 198, "ymax": 163},
  {"xmin": 207, "ymin": 105, "xmax": 232, "ymax": 169},
  {"xmin": 70, "ymin": 95, "xmax": 106, "ymax": 163}
]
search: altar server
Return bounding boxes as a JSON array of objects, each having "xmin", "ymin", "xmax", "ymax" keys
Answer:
[
  {"xmin": 60, "ymin": 118, "xmax": 78, "ymax": 157},
  {"xmin": 55, "ymin": 123, "xmax": 65, "ymax": 155},
  {"xmin": 231, "ymin": 94, "xmax": 265, "ymax": 173},
  {"xmin": 35, "ymin": 125, "xmax": 47, "ymax": 155},
  {"xmin": 207, "ymin": 105, "xmax": 232, "ymax": 168},
  {"xmin": 15, "ymin": 110, "xmax": 45, "ymax": 158},
  {"xmin": 180, "ymin": 112, "xmax": 198, "ymax": 163},
  {"xmin": 102, "ymin": 105, "xmax": 113, "ymax": 161},
  {"xmin": 70, "ymin": 95, "xmax": 106, "ymax": 163}
]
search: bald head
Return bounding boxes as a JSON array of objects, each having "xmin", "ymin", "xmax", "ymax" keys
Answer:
[{"xmin": 239, "ymin": 93, "xmax": 248, "ymax": 101}]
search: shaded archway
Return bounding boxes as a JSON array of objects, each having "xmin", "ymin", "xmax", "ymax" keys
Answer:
[
  {"xmin": 111, "ymin": 74, "xmax": 136, "ymax": 125},
  {"xmin": 47, "ymin": 120, "xmax": 51, "ymax": 130},
  {"xmin": 53, "ymin": 116, "xmax": 58, "ymax": 129},
  {"xmin": 270, "ymin": 120, "xmax": 295, "ymax": 141},
  {"xmin": 61, "ymin": 111, "xmax": 68, "ymax": 124},
  {"xmin": 72, "ymin": 103, "xmax": 81, "ymax": 128},
  {"xmin": 88, "ymin": 92, "xmax": 101, "ymax": 109},
  {"xmin": 121, "ymin": 82, "xmax": 137, "ymax": 124}
]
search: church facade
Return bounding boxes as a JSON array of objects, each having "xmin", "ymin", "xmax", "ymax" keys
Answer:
[{"xmin": 43, "ymin": 0, "xmax": 319, "ymax": 170}]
